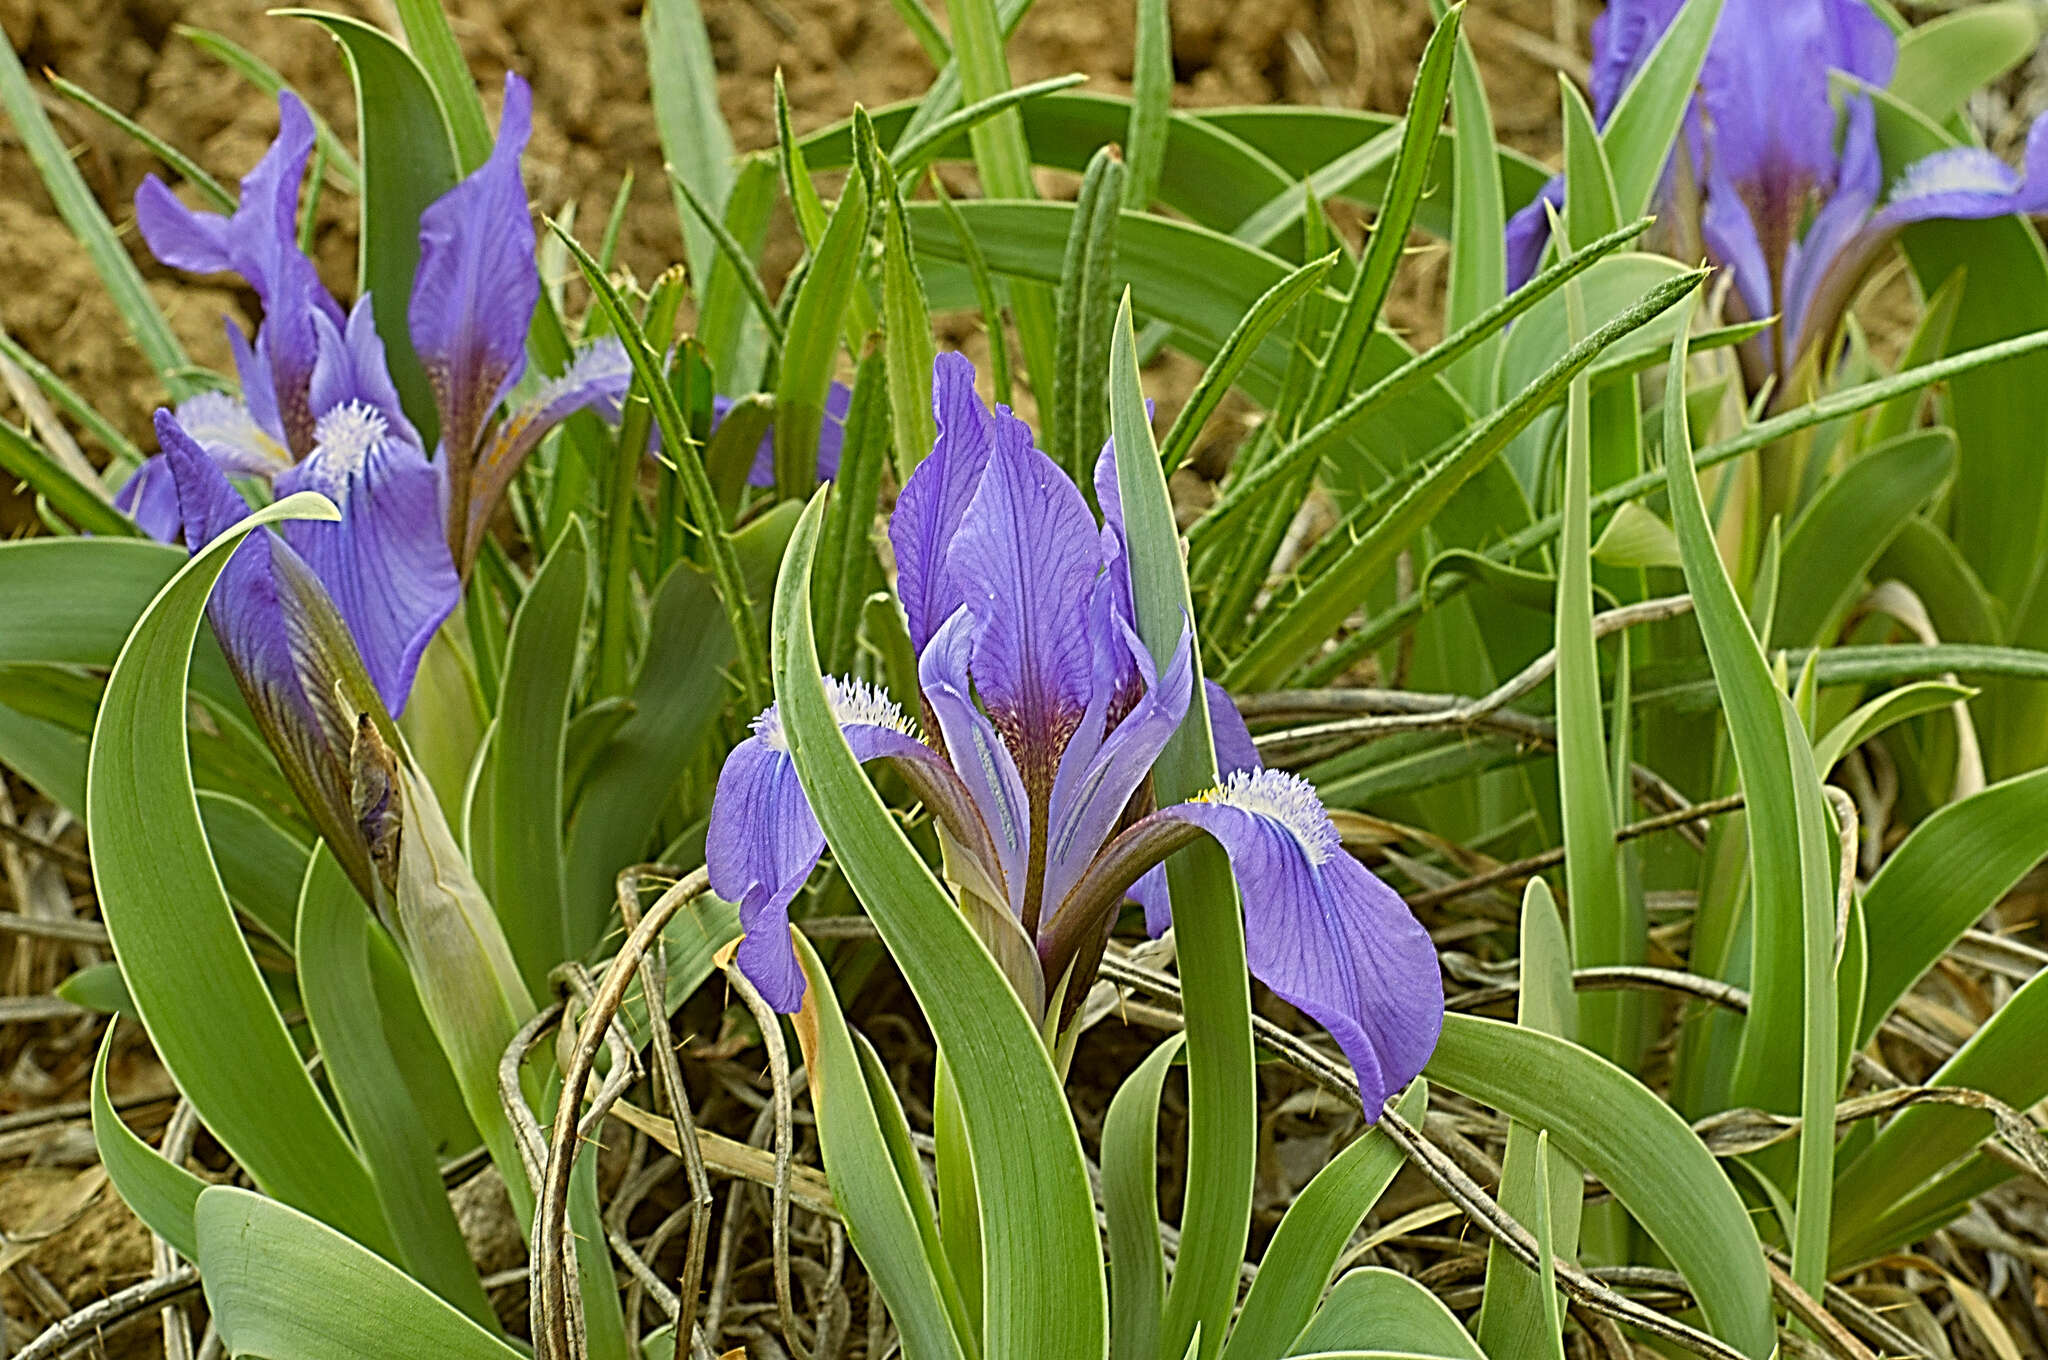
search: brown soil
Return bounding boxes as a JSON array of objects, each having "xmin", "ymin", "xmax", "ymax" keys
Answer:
[
  {"xmin": 0, "ymin": 0, "xmax": 1575, "ymax": 1346},
  {"xmin": 0, "ymin": 0, "xmax": 1573, "ymax": 474}
]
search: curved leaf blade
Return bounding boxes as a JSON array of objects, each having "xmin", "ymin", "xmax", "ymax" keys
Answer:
[{"xmin": 86, "ymin": 492, "xmax": 390, "ymax": 1253}]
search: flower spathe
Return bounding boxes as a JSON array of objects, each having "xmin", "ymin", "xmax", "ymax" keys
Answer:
[
  {"xmin": 706, "ymin": 353, "xmax": 1443, "ymax": 1114},
  {"xmin": 117, "ymin": 75, "xmax": 631, "ymax": 713},
  {"xmin": 1506, "ymin": 0, "xmax": 2048, "ymax": 380},
  {"xmin": 155, "ymin": 409, "xmax": 398, "ymax": 907}
]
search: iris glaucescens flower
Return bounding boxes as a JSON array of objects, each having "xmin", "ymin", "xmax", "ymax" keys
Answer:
[
  {"xmin": 711, "ymin": 381, "xmax": 853, "ymax": 486},
  {"xmin": 1508, "ymin": 0, "xmax": 2046, "ymax": 383},
  {"xmin": 707, "ymin": 354, "xmax": 1442, "ymax": 1112},
  {"xmin": 121, "ymin": 76, "xmax": 629, "ymax": 713},
  {"xmin": 154, "ymin": 409, "xmax": 401, "ymax": 907}
]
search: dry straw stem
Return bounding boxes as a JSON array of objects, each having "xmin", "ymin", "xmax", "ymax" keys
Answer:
[
  {"xmin": 12, "ymin": 1267, "xmax": 202, "ymax": 1360},
  {"xmin": 615, "ymin": 864, "xmax": 716, "ymax": 1349},
  {"xmin": 1244, "ymin": 595, "xmax": 1708, "ymax": 842},
  {"xmin": 714, "ymin": 946, "xmax": 809, "ymax": 1360},
  {"xmin": 523, "ymin": 866, "xmax": 830, "ymax": 1360},
  {"xmin": 1405, "ymin": 792, "xmax": 1747, "ymax": 909}
]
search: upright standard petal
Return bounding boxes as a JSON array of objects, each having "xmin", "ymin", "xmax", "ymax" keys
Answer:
[
  {"xmin": 950, "ymin": 403, "xmax": 1099, "ymax": 784},
  {"xmin": 1504, "ymin": 175, "xmax": 1566, "ymax": 294},
  {"xmin": 1780, "ymin": 96, "xmax": 1884, "ymax": 357},
  {"xmin": 274, "ymin": 401, "xmax": 460, "ymax": 716},
  {"xmin": 1041, "ymin": 619, "xmax": 1192, "ymax": 921},
  {"xmin": 134, "ymin": 92, "xmax": 318, "ymax": 301},
  {"xmin": 1587, "ymin": 0, "xmax": 1687, "ymax": 121},
  {"xmin": 228, "ymin": 323, "xmax": 289, "ymax": 452},
  {"xmin": 1698, "ymin": 0, "xmax": 1837, "ymax": 231},
  {"xmin": 309, "ymin": 296, "xmax": 420, "ymax": 448},
  {"xmin": 1156, "ymin": 768, "xmax": 1443, "ymax": 1116},
  {"xmin": 889, "ymin": 353, "xmax": 996, "ymax": 651},
  {"xmin": 1126, "ymin": 679, "xmax": 1260, "ymax": 939},
  {"xmin": 1206, "ymin": 680, "xmax": 1262, "ymax": 778},
  {"xmin": 461, "ymin": 338, "xmax": 633, "ymax": 570},
  {"xmin": 137, "ymin": 93, "xmax": 341, "ymax": 456},
  {"xmin": 409, "ymin": 73, "xmax": 538, "ymax": 467},
  {"xmin": 706, "ymin": 679, "xmax": 934, "ymax": 1010}
]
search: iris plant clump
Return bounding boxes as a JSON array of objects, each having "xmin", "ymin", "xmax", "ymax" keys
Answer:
[
  {"xmin": 119, "ymin": 75, "xmax": 628, "ymax": 718},
  {"xmin": 710, "ymin": 353, "xmax": 1443, "ymax": 1113},
  {"xmin": 1510, "ymin": 0, "xmax": 2046, "ymax": 385}
]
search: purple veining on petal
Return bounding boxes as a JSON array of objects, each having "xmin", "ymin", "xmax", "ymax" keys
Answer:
[
  {"xmin": 707, "ymin": 678, "xmax": 933, "ymax": 1010},
  {"xmin": 917, "ymin": 607, "xmax": 1034, "ymax": 915},
  {"xmin": 950, "ymin": 401, "xmax": 1099, "ymax": 791},
  {"xmin": 274, "ymin": 401, "xmax": 460, "ymax": 716},
  {"xmin": 890, "ymin": 352, "xmax": 996, "ymax": 652},
  {"xmin": 309, "ymin": 297, "xmax": 420, "ymax": 450},
  {"xmin": 409, "ymin": 72, "xmax": 538, "ymax": 467},
  {"xmin": 1040, "ymin": 615, "xmax": 1192, "ymax": 921},
  {"xmin": 1158, "ymin": 768, "xmax": 1443, "ymax": 1118}
]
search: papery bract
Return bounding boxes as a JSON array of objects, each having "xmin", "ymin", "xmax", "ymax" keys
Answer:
[{"xmin": 156, "ymin": 409, "xmax": 396, "ymax": 905}]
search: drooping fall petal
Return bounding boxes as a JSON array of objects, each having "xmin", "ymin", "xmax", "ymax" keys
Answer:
[
  {"xmin": 706, "ymin": 679, "xmax": 938, "ymax": 1011},
  {"xmin": 1155, "ymin": 768, "xmax": 1443, "ymax": 1117},
  {"xmin": 157, "ymin": 409, "xmax": 389, "ymax": 904},
  {"xmin": 171, "ymin": 391, "xmax": 292, "ymax": 478}
]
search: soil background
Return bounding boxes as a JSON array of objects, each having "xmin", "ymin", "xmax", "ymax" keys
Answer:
[
  {"xmin": 0, "ymin": 0, "xmax": 1581, "ymax": 1342},
  {"xmin": 10, "ymin": 0, "xmax": 2042, "ymax": 1352},
  {"xmin": 0, "ymin": 0, "xmax": 1584, "ymax": 465}
]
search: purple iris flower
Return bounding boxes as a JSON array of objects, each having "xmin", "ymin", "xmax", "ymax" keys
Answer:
[
  {"xmin": 710, "ymin": 381, "xmax": 853, "ymax": 487},
  {"xmin": 1506, "ymin": 0, "xmax": 2048, "ymax": 381},
  {"xmin": 705, "ymin": 354, "xmax": 1443, "ymax": 1113},
  {"xmin": 154, "ymin": 408, "xmax": 401, "ymax": 906},
  {"xmin": 118, "ymin": 76, "xmax": 630, "ymax": 712}
]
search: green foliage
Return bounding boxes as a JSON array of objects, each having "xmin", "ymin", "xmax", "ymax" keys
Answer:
[{"xmin": 9, "ymin": 4, "xmax": 2048, "ymax": 1356}]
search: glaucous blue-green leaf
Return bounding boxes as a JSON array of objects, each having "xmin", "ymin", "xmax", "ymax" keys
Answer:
[
  {"xmin": 1220, "ymin": 1083, "xmax": 1425, "ymax": 1360},
  {"xmin": 771, "ymin": 494, "xmax": 1106, "ymax": 1360},
  {"xmin": 196, "ymin": 1187, "xmax": 523, "ymax": 1360},
  {"xmin": 281, "ymin": 11, "xmax": 458, "ymax": 440},
  {"xmin": 1113, "ymin": 295, "xmax": 1255, "ymax": 1360},
  {"xmin": 792, "ymin": 933, "xmax": 971, "ymax": 1360},
  {"xmin": 1286, "ymin": 1269, "xmax": 1483, "ymax": 1359},
  {"xmin": 1769, "ymin": 430, "xmax": 1956, "ymax": 649},
  {"xmin": 86, "ymin": 492, "xmax": 391, "ymax": 1254},
  {"xmin": 485, "ymin": 520, "xmax": 588, "ymax": 995},
  {"xmin": 1429, "ymin": 1015, "xmax": 1772, "ymax": 1358}
]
